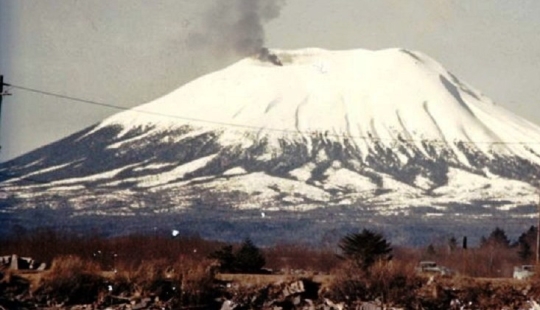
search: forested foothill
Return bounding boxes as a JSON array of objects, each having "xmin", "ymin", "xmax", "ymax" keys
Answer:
[{"xmin": 2, "ymin": 225, "xmax": 540, "ymax": 309}]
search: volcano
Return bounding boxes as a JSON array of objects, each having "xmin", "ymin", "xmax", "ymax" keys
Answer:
[{"xmin": 2, "ymin": 48, "xmax": 540, "ymax": 244}]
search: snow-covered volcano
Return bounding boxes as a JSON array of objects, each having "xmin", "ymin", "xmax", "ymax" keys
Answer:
[
  {"xmin": 2, "ymin": 48, "xmax": 540, "ymax": 244},
  {"xmin": 95, "ymin": 48, "xmax": 540, "ymax": 163}
]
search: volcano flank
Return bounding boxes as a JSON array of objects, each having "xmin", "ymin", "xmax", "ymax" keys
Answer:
[{"xmin": 2, "ymin": 48, "xmax": 540, "ymax": 244}]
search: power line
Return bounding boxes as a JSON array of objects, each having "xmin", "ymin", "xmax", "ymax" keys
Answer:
[
  {"xmin": 6, "ymin": 83, "xmax": 318, "ymax": 135},
  {"xmin": 4, "ymin": 82, "xmax": 540, "ymax": 146},
  {"xmin": 6, "ymin": 83, "xmax": 132, "ymax": 112}
]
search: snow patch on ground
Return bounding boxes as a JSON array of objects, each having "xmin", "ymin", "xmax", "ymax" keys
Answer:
[
  {"xmin": 10, "ymin": 162, "xmax": 74, "ymax": 182},
  {"xmin": 47, "ymin": 164, "xmax": 139, "ymax": 186},
  {"xmin": 189, "ymin": 172, "xmax": 330, "ymax": 210},
  {"xmin": 321, "ymin": 166, "xmax": 378, "ymax": 192},
  {"xmin": 137, "ymin": 154, "xmax": 218, "ymax": 188},
  {"xmin": 289, "ymin": 162, "xmax": 316, "ymax": 181},
  {"xmin": 223, "ymin": 166, "xmax": 248, "ymax": 176},
  {"xmin": 133, "ymin": 162, "xmax": 173, "ymax": 172}
]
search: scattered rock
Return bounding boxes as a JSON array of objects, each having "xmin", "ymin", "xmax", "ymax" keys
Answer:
[
  {"xmin": 282, "ymin": 280, "xmax": 305, "ymax": 297},
  {"xmin": 9, "ymin": 254, "xmax": 19, "ymax": 270},
  {"xmin": 221, "ymin": 299, "xmax": 236, "ymax": 310},
  {"xmin": 132, "ymin": 297, "xmax": 152, "ymax": 310},
  {"xmin": 1, "ymin": 254, "xmax": 46, "ymax": 271},
  {"xmin": 357, "ymin": 301, "xmax": 382, "ymax": 310}
]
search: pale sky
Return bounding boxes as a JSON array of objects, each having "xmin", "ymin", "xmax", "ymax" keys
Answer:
[{"xmin": 1, "ymin": 0, "xmax": 540, "ymax": 162}]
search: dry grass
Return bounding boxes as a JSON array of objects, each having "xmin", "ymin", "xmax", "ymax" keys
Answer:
[
  {"xmin": 6, "ymin": 255, "xmax": 540, "ymax": 309},
  {"xmin": 411, "ymin": 243, "xmax": 524, "ymax": 278},
  {"xmin": 216, "ymin": 272, "xmax": 333, "ymax": 288},
  {"xmin": 327, "ymin": 259, "xmax": 423, "ymax": 308},
  {"xmin": 36, "ymin": 255, "xmax": 104, "ymax": 305},
  {"xmin": 109, "ymin": 256, "xmax": 218, "ymax": 306},
  {"xmin": 171, "ymin": 257, "xmax": 217, "ymax": 306},
  {"xmin": 4, "ymin": 227, "xmax": 540, "ymax": 307}
]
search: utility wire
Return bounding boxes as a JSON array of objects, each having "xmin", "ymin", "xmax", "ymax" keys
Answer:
[
  {"xmin": 6, "ymin": 83, "xmax": 134, "ymax": 112},
  {"xmin": 5, "ymin": 82, "xmax": 540, "ymax": 146},
  {"xmin": 6, "ymin": 83, "xmax": 324, "ymax": 136}
]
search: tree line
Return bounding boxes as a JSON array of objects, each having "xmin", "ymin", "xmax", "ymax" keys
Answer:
[{"xmin": 1, "ymin": 224, "xmax": 539, "ymax": 278}]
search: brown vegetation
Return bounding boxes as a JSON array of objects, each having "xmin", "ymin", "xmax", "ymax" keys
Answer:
[
  {"xmin": 36, "ymin": 255, "xmax": 103, "ymax": 305},
  {"xmin": 327, "ymin": 259, "xmax": 423, "ymax": 308},
  {"xmin": 2, "ymin": 226, "xmax": 540, "ymax": 308},
  {"xmin": 264, "ymin": 243, "xmax": 340, "ymax": 274}
]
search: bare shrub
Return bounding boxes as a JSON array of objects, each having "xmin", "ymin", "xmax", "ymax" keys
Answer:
[
  {"xmin": 37, "ymin": 255, "xmax": 104, "ymax": 305},
  {"xmin": 526, "ymin": 276, "xmax": 540, "ymax": 301},
  {"xmin": 170, "ymin": 256, "xmax": 218, "ymax": 306},
  {"xmin": 327, "ymin": 260, "xmax": 368, "ymax": 303},
  {"xmin": 112, "ymin": 256, "xmax": 218, "ymax": 307},
  {"xmin": 327, "ymin": 260, "xmax": 422, "ymax": 308},
  {"xmin": 409, "ymin": 240, "xmax": 521, "ymax": 278},
  {"xmin": 368, "ymin": 260, "xmax": 423, "ymax": 306},
  {"xmin": 116, "ymin": 259, "xmax": 167, "ymax": 291}
]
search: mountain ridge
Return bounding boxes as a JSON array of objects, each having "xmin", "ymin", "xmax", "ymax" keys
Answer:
[{"xmin": 1, "ymin": 47, "xmax": 540, "ymax": 244}]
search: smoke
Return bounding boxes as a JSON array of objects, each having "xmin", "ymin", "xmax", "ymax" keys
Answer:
[
  {"xmin": 259, "ymin": 47, "xmax": 283, "ymax": 66},
  {"xmin": 187, "ymin": 0, "xmax": 286, "ymax": 57}
]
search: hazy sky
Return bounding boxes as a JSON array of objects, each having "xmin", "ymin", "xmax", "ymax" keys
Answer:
[{"xmin": 1, "ymin": 0, "xmax": 540, "ymax": 162}]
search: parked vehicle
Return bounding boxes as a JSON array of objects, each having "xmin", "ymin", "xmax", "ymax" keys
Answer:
[{"xmin": 513, "ymin": 265, "xmax": 535, "ymax": 280}]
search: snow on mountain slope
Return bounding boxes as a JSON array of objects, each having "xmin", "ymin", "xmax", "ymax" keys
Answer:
[
  {"xmin": 91, "ymin": 47, "xmax": 540, "ymax": 166},
  {"xmin": 2, "ymin": 47, "xmax": 540, "ymax": 244},
  {"xmin": 432, "ymin": 168, "xmax": 537, "ymax": 204}
]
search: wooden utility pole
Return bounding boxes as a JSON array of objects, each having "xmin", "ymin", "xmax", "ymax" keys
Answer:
[
  {"xmin": 537, "ymin": 190, "xmax": 540, "ymax": 264},
  {"xmin": 0, "ymin": 75, "xmax": 4, "ymax": 151},
  {"xmin": 0, "ymin": 75, "xmax": 11, "ymax": 152},
  {"xmin": 0, "ymin": 75, "xmax": 3, "ymax": 123}
]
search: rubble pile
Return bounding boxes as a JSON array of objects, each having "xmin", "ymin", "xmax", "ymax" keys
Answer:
[
  {"xmin": 3, "ymin": 270, "xmax": 540, "ymax": 309},
  {"xmin": 0, "ymin": 273, "xmax": 359, "ymax": 310}
]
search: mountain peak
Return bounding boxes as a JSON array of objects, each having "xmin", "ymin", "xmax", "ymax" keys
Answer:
[
  {"xmin": 92, "ymin": 47, "xmax": 540, "ymax": 164},
  {"xmin": 3, "ymin": 47, "xmax": 540, "ymax": 245}
]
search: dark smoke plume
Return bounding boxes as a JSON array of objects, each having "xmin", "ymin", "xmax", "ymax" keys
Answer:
[
  {"xmin": 187, "ymin": 0, "xmax": 286, "ymax": 57},
  {"xmin": 259, "ymin": 47, "xmax": 283, "ymax": 66}
]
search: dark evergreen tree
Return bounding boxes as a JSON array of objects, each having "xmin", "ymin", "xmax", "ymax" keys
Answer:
[
  {"xmin": 516, "ymin": 226, "xmax": 537, "ymax": 263},
  {"xmin": 426, "ymin": 244, "xmax": 436, "ymax": 258},
  {"xmin": 480, "ymin": 227, "xmax": 510, "ymax": 248},
  {"xmin": 234, "ymin": 238, "xmax": 266, "ymax": 273},
  {"xmin": 516, "ymin": 226, "xmax": 536, "ymax": 247},
  {"xmin": 338, "ymin": 229, "xmax": 392, "ymax": 271},
  {"xmin": 209, "ymin": 245, "xmax": 235, "ymax": 273},
  {"xmin": 518, "ymin": 241, "xmax": 533, "ymax": 262}
]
